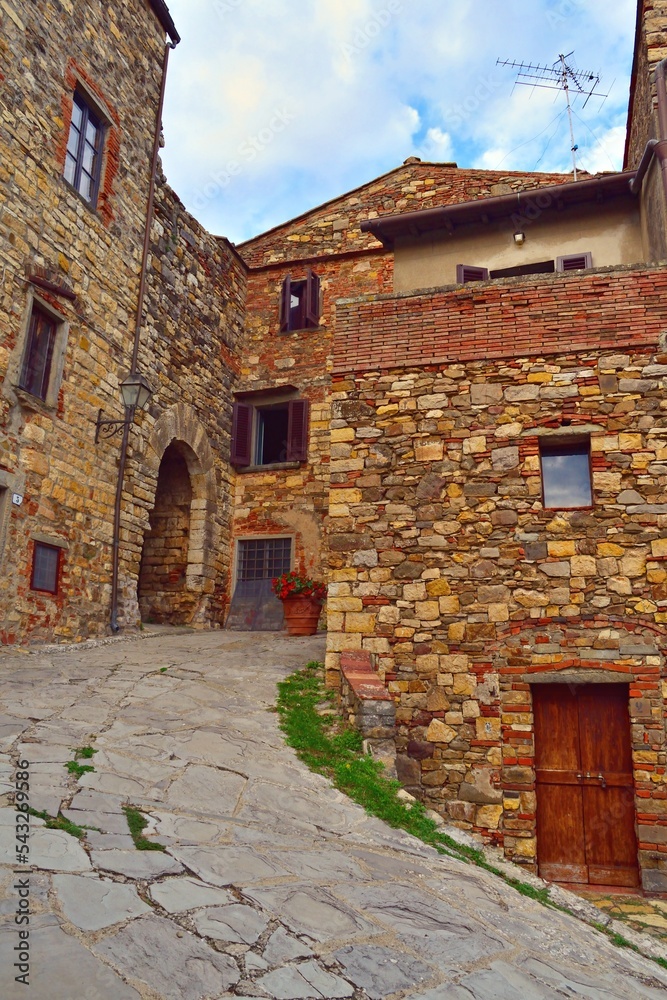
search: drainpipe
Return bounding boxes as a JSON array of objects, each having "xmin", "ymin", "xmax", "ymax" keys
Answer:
[
  {"xmin": 110, "ymin": 38, "xmax": 178, "ymax": 632},
  {"xmin": 629, "ymin": 59, "xmax": 667, "ymax": 207}
]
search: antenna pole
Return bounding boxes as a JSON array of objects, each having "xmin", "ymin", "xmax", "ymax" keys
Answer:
[
  {"xmin": 560, "ymin": 54, "xmax": 578, "ymax": 180},
  {"xmin": 497, "ymin": 53, "xmax": 605, "ymax": 176}
]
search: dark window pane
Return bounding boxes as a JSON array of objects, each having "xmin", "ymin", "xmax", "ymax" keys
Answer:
[
  {"xmin": 32, "ymin": 543, "xmax": 60, "ymax": 593},
  {"xmin": 238, "ymin": 538, "xmax": 291, "ymax": 582},
  {"xmin": 19, "ymin": 308, "xmax": 57, "ymax": 400},
  {"xmin": 256, "ymin": 404, "xmax": 289, "ymax": 464},
  {"xmin": 541, "ymin": 443, "xmax": 592, "ymax": 508}
]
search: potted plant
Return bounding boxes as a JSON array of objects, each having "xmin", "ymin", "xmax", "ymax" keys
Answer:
[{"xmin": 271, "ymin": 570, "xmax": 326, "ymax": 636}]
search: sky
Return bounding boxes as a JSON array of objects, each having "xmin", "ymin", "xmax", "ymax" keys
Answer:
[{"xmin": 161, "ymin": 0, "xmax": 638, "ymax": 245}]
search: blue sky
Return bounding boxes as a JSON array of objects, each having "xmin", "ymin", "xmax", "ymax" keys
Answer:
[{"xmin": 161, "ymin": 0, "xmax": 637, "ymax": 244}]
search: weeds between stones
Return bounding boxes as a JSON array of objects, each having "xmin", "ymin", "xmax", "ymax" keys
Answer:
[
  {"xmin": 123, "ymin": 806, "xmax": 166, "ymax": 851},
  {"xmin": 276, "ymin": 661, "xmax": 667, "ymax": 969}
]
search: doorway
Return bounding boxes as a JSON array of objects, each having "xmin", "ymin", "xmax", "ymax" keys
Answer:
[{"xmin": 533, "ymin": 683, "xmax": 639, "ymax": 887}]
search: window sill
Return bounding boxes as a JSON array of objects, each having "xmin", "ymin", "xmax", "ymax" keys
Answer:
[
  {"xmin": 13, "ymin": 386, "xmax": 55, "ymax": 415},
  {"xmin": 234, "ymin": 461, "xmax": 302, "ymax": 474}
]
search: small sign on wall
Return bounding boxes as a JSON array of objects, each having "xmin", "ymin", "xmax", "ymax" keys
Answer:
[{"xmin": 12, "ymin": 494, "xmax": 23, "ymax": 506}]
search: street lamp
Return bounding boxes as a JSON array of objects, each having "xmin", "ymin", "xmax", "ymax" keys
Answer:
[{"xmin": 95, "ymin": 372, "xmax": 154, "ymax": 442}]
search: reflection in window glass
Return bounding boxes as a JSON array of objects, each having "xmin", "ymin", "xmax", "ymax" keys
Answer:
[{"xmin": 540, "ymin": 440, "xmax": 592, "ymax": 508}]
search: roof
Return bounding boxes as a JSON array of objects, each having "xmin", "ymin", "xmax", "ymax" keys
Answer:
[
  {"xmin": 149, "ymin": 0, "xmax": 180, "ymax": 43},
  {"xmin": 360, "ymin": 171, "xmax": 637, "ymax": 246}
]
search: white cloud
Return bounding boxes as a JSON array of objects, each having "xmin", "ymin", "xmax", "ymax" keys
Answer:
[{"xmin": 161, "ymin": 0, "xmax": 637, "ymax": 242}]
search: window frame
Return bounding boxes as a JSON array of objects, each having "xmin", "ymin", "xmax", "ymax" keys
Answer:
[
  {"xmin": 64, "ymin": 90, "xmax": 106, "ymax": 208},
  {"xmin": 235, "ymin": 536, "xmax": 293, "ymax": 586},
  {"xmin": 458, "ymin": 252, "xmax": 593, "ymax": 284},
  {"xmin": 539, "ymin": 436, "xmax": 594, "ymax": 510},
  {"xmin": 279, "ymin": 270, "xmax": 321, "ymax": 332},
  {"xmin": 231, "ymin": 395, "xmax": 310, "ymax": 469},
  {"xmin": 9, "ymin": 292, "xmax": 70, "ymax": 411},
  {"xmin": 18, "ymin": 305, "xmax": 58, "ymax": 402},
  {"xmin": 30, "ymin": 541, "xmax": 62, "ymax": 595}
]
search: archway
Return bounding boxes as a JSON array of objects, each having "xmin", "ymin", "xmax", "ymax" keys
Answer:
[
  {"xmin": 139, "ymin": 403, "xmax": 221, "ymax": 626},
  {"xmin": 138, "ymin": 442, "xmax": 195, "ymax": 624}
]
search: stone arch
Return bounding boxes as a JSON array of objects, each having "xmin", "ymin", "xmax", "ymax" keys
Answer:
[{"xmin": 139, "ymin": 403, "xmax": 219, "ymax": 625}]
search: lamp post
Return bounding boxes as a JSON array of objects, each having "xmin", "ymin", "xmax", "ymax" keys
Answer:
[{"xmin": 95, "ymin": 372, "xmax": 154, "ymax": 632}]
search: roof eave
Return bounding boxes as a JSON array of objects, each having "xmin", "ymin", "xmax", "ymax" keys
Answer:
[
  {"xmin": 149, "ymin": 0, "xmax": 180, "ymax": 43},
  {"xmin": 360, "ymin": 172, "xmax": 637, "ymax": 246}
]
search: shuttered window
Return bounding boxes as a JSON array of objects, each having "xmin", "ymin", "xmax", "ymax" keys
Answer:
[
  {"xmin": 231, "ymin": 398, "xmax": 310, "ymax": 467},
  {"xmin": 556, "ymin": 252, "xmax": 593, "ymax": 271},
  {"xmin": 280, "ymin": 270, "xmax": 321, "ymax": 331},
  {"xmin": 456, "ymin": 264, "xmax": 489, "ymax": 283}
]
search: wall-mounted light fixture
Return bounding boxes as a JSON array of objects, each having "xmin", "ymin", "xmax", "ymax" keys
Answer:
[
  {"xmin": 95, "ymin": 372, "xmax": 154, "ymax": 443},
  {"xmin": 513, "ymin": 231, "xmax": 526, "ymax": 246}
]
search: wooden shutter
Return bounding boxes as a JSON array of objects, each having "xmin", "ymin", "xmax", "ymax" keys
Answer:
[
  {"xmin": 456, "ymin": 264, "xmax": 489, "ymax": 283},
  {"xmin": 231, "ymin": 402, "xmax": 253, "ymax": 466},
  {"xmin": 286, "ymin": 399, "xmax": 310, "ymax": 462},
  {"xmin": 556, "ymin": 252, "xmax": 593, "ymax": 272},
  {"xmin": 304, "ymin": 269, "xmax": 321, "ymax": 328},
  {"xmin": 279, "ymin": 275, "xmax": 292, "ymax": 332}
]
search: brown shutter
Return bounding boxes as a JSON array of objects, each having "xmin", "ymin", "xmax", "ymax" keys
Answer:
[
  {"xmin": 556, "ymin": 252, "xmax": 593, "ymax": 271},
  {"xmin": 286, "ymin": 399, "xmax": 310, "ymax": 462},
  {"xmin": 279, "ymin": 275, "xmax": 292, "ymax": 332},
  {"xmin": 231, "ymin": 402, "xmax": 253, "ymax": 466},
  {"xmin": 305, "ymin": 269, "xmax": 320, "ymax": 328},
  {"xmin": 456, "ymin": 264, "xmax": 489, "ymax": 283}
]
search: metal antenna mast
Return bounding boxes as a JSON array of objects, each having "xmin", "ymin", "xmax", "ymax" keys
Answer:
[{"xmin": 497, "ymin": 53, "xmax": 607, "ymax": 180}]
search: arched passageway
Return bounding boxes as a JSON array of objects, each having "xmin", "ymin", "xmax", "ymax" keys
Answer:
[{"xmin": 138, "ymin": 441, "xmax": 196, "ymax": 624}]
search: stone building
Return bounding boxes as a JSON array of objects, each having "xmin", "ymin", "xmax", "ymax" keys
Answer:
[{"xmin": 2, "ymin": 0, "xmax": 667, "ymax": 893}]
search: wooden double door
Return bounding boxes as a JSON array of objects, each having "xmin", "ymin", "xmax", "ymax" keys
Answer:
[{"xmin": 533, "ymin": 683, "xmax": 639, "ymax": 887}]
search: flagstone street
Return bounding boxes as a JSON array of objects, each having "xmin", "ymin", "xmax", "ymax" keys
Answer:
[{"xmin": 0, "ymin": 629, "xmax": 667, "ymax": 1000}]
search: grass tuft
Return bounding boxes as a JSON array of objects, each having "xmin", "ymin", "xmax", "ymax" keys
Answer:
[
  {"xmin": 276, "ymin": 661, "xmax": 667, "ymax": 970},
  {"xmin": 74, "ymin": 746, "xmax": 97, "ymax": 760},
  {"xmin": 65, "ymin": 760, "xmax": 95, "ymax": 778},
  {"xmin": 123, "ymin": 805, "xmax": 166, "ymax": 851},
  {"xmin": 28, "ymin": 807, "xmax": 97, "ymax": 840}
]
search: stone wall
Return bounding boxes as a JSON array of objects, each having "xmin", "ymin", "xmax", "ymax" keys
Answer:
[
  {"xmin": 626, "ymin": 0, "xmax": 666, "ymax": 169},
  {"xmin": 325, "ymin": 283, "xmax": 667, "ymax": 884},
  {"xmin": 0, "ymin": 0, "xmax": 247, "ymax": 642},
  {"xmin": 0, "ymin": 0, "xmax": 167, "ymax": 642}
]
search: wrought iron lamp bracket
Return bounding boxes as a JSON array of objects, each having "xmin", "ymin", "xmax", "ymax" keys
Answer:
[{"xmin": 95, "ymin": 408, "xmax": 133, "ymax": 444}]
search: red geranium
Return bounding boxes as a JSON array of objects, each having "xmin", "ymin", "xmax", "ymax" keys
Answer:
[{"xmin": 271, "ymin": 571, "xmax": 326, "ymax": 602}]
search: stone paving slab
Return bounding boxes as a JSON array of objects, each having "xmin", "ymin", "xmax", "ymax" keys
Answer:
[{"xmin": 0, "ymin": 629, "xmax": 666, "ymax": 1000}]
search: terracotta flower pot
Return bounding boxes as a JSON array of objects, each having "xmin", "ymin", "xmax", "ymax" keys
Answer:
[{"xmin": 281, "ymin": 595, "xmax": 322, "ymax": 636}]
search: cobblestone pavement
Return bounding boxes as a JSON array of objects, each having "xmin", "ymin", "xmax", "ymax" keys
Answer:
[
  {"xmin": 1, "ymin": 630, "xmax": 667, "ymax": 1000},
  {"xmin": 576, "ymin": 889, "xmax": 667, "ymax": 942}
]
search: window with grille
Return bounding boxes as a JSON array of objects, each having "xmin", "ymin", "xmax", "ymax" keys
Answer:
[
  {"xmin": 31, "ymin": 542, "xmax": 61, "ymax": 594},
  {"xmin": 237, "ymin": 538, "xmax": 292, "ymax": 582},
  {"xmin": 64, "ymin": 92, "xmax": 105, "ymax": 206}
]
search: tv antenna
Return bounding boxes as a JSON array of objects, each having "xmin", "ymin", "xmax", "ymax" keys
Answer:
[{"xmin": 497, "ymin": 53, "xmax": 607, "ymax": 180}]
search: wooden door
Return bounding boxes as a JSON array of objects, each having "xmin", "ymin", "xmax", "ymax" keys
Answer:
[{"xmin": 533, "ymin": 683, "xmax": 638, "ymax": 888}]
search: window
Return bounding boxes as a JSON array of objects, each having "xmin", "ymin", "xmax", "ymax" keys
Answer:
[
  {"xmin": 231, "ymin": 397, "xmax": 310, "ymax": 467},
  {"xmin": 31, "ymin": 542, "xmax": 61, "ymax": 594},
  {"xmin": 64, "ymin": 92, "xmax": 104, "ymax": 205},
  {"xmin": 237, "ymin": 537, "xmax": 292, "ymax": 583},
  {"xmin": 457, "ymin": 252, "xmax": 593, "ymax": 284},
  {"xmin": 19, "ymin": 306, "xmax": 57, "ymax": 401},
  {"xmin": 540, "ymin": 438, "xmax": 593, "ymax": 509},
  {"xmin": 280, "ymin": 270, "xmax": 321, "ymax": 332}
]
